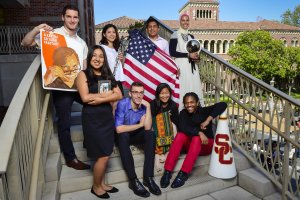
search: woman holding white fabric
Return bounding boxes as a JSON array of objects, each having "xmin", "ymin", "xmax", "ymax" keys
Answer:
[
  {"xmin": 100, "ymin": 24, "xmax": 125, "ymax": 95},
  {"xmin": 169, "ymin": 14, "xmax": 204, "ymax": 110}
]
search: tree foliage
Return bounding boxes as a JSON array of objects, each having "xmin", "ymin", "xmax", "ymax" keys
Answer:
[
  {"xmin": 128, "ymin": 21, "xmax": 144, "ymax": 30},
  {"xmin": 228, "ymin": 30, "xmax": 288, "ymax": 83},
  {"xmin": 228, "ymin": 30, "xmax": 300, "ymax": 90},
  {"xmin": 281, "ymin": 5, "xmax": 300, "ymax": 27},
  {"xmin": 284, "ymin": 46, "xmax": 300, "ymax": 80}
]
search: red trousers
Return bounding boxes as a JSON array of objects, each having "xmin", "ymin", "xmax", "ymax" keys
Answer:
[{"xmin": 164, "ymin": 132, "xmax": 214, "ymax": 173}]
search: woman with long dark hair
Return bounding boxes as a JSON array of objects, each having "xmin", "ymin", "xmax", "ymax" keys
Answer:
[
  {"xmin": 100, "ymin": 24, "xmax": 125, "ymax": 94},
  {"xmin": 150, "ymin": 83, "xmax": 179, "ymax": 172},
  {"xmin": 76, "ymin": 45, "xmax": 122, "ymax": 198}
]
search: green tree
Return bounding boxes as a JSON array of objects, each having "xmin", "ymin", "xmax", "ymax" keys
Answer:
[
  {"xmin": 128, "ymin": 21, "xmax": 144, "ymax": 30},
  {"xmin": 281, "ymin": 5, "xmax": 300, "ymax": 27},
  {"xmin": 283, "ymin": 47, "xmax": 300, "ymax": 94},
  {"xmin": 228, "ymin": 30, "xmax": 287, "ymax": 83}
]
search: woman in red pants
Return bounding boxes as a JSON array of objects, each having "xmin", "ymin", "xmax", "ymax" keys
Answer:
[{"xmin": 160, "ymin": 92, "xmax": 227, "ymax": 188}]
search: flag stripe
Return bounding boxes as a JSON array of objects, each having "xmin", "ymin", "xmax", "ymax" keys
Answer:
[
  {"xmin": 123, "ymin": 62, "xmax": 156, "ymax": 98},
  {"xmin": 126, "ymin": 53, "xmax": 179, "ymax": 94},
  {"xmin": 156, "ymin": 48, "xmax": 176, "ymax": 65},
  {"xmin": 123, "ymin": 30, "xmax": 180, "ymax": 104},
  {"xmin": 125, "ymin": 56, "xmax": 161, "ymax": 87},
  {"xmin": 154, "ymin": 49, "xmax": 178, "ymax": 71}
]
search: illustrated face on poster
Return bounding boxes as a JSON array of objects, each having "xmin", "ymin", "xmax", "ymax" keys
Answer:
[
  {"xmin": 41, "ymin": 30, "xmax": 82, "ymax": 91},
  {"xmin": 44, "ymin": 47, "xmax": 80, "ymax": 89}
]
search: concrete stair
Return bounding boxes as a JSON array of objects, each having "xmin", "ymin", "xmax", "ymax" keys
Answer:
[
  {"xmin": 42, "ymin": 103, "xmax": 280, "ymax": 200},
  {"xmin": 239, "ymin": 168, "xmax": 277, "ymax": 198},
  {"xmin": 60, "ymin": 171, "xmax": 236, "ymax": 200}
]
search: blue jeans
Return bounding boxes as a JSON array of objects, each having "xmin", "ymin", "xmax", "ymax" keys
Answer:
[{"xmin": 52, "ymin": 90, "xmax": 82, "ymax": 162}]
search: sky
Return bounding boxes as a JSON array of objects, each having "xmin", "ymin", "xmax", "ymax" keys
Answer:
[{"xmin": 94, "ymin": 0, "xmax": 299, "ymax": 25}]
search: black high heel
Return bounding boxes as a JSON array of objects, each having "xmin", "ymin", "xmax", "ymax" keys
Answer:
[{"xmin": 91, "ymin": 187, "xmax": 110, "ymax": 199}]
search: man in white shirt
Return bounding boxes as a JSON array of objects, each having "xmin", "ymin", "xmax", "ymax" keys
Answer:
[
  {"xmin": 21, "ymin": 5, "xmax": 90, "ymax": 170},
  {"xmin": 146, "ymin": 18, "xmax": 169, "ymax": 55}
]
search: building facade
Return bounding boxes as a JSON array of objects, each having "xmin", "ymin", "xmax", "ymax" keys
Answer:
[
  {"xmin": 95, "ymin": 0, "xmax": 300, "ymax": 60},
  {"xmin": 0, "ymin": 0, "xmax": 95, "ymax": 47}
]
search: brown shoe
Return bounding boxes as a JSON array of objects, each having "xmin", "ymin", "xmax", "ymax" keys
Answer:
[{"xmin": 66, "ymin": 159, "xmax": 90, "ymax": 170}]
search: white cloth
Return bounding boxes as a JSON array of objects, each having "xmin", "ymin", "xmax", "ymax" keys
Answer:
[
  {"xmin": 35, "ymin": 26, "xmax": 88, "ymax": 69},
  {"xmin": 171, "ymin": 31, "xmax": 204, "ymax": 110},
  {"xmin": 100, "ymin": 44, "xmax": 125, "ymax": 81},
  {"xmin": 149, "ymin": 36, "xmax": 169, "ymax": 55}
]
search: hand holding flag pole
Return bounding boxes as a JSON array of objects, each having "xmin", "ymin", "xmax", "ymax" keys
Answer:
[{"xmin": 123, "ymin": 29, "xmax": 180, "ymax": 104}]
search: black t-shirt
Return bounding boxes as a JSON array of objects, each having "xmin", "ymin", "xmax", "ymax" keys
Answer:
[{"xmin": 178, "ymin": 102, "xmax": 227, "ymax": 138}]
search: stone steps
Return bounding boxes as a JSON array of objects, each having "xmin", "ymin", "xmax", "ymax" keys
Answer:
[
  {"xmin": 195, "ymin": 185, "xmax": 261, "ymax": 200},
  {"xmin": 239, "ymin": 168, "xmax": 278, "ymax": 199},
  {"xmin": 43, "ymin": 122, "xmax": 254, "ymax": 200},
  {"xmin": 58, "ymin": 153, "xmax": 211, "ymax": 194},
  {"xmin": 60, "ymin": 170, "xmax": 237, "ymax": 200},
  {"xmin": 43, "ymin": 116, "xmax": 281, "ymax": 200},
  {"xmin": 50, "ymin": 147, "xmax": 252, "ymax": 197}
]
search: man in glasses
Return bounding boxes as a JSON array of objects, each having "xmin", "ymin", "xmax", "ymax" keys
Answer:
[{"xmin": 115, "ymin": 82, "xmax": 161, "ymax": 198}]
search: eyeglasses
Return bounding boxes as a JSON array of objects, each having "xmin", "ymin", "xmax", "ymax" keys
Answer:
[{"xmin": 130, "ymin": 91, "xmax": 144, "ymax": 96}]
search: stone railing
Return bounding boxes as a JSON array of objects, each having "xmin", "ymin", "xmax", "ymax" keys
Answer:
[
  {"xmin": 0, "ymin": 26, "xmax": 39, "ymax": 54},
  {"xmin": 0, "ymin": 55, "xmax": 53, "ymax": 200},
  {"xmin": 199, "ymin": 48, "xmax": 300, "ymax": 199}
]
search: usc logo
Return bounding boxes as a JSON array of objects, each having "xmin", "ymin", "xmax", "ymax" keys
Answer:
[{"xmin": 214, "ymin": 134, "xmax": 233, "ymax": 164}]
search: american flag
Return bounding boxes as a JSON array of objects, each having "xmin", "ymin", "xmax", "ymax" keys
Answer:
[{"xmin": 123, "ymin": 29, "xmax": 180, "ymax": 104}]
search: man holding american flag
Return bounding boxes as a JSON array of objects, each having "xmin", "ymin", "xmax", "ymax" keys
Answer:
[
  {"xmin": 146, "ymin": 18, "xmax": 169, "ymax": 55},
  {"xmin": 123, "ymin": 29, "xmax": 180, "ymax": 104}
]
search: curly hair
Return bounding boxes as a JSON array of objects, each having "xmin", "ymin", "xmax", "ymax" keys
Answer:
[{"xmin": 183, "ymin": 92, "xmax": 199, "ymax": 104}]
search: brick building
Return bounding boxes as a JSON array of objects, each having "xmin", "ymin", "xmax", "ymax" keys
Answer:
[
  {"xmin": 0, "ymin": 0, "xmax": 95, "ymax": 46},
  {"xmin": 95, "ymin": 0, "xmax": 300, "ymax": 60}
]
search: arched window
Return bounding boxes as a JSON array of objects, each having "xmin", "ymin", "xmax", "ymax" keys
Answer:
[
  {"xmin": 292, "ymin": 38, "xmax": 298, "ymax": 47},
  {"xmin": 229, "ymin": 40, "xmax": 234, "ymax": 48},
  {"xmin": 199, "ymin": 40, "xmax": 203, "ymax": 48},
  {"xmin": 209, "ymin": 10, "xmax": 212, "ymax": 19},
  {"xmin": 204, "ymin": 40, "xmax": 209, "ymax": 50},
  {"xmin": 223, "ymin": 40, "xmax": 228, "ymax": 53},
  {"xmin": 210, "ymin": 40, "xmax": 215, "ymax": 53},
  {"xmin": 216, "ymin": 40, "xmax": 222, "ymax": 53},
  {"xmin": 280, "ymin": 37, "xmax": 287, "ymax": 47},
  {"xmin": 197, "ymin": 10, "xmax": 199, "ymax": 18},
  {"xmin": 200, "ymin": 10, "xmax": 202, "ymax": 18}
]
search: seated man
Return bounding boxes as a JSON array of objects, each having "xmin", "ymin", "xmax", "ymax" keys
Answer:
[{"xmin": 115, "ymin": 82, "xmax": 161, "ymax": 198}]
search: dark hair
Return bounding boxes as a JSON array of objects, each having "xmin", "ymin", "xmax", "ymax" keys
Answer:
[
  {"xmin": 153, "ymin": 83, "xmax": 172, "ymax": 113},
  {"xmin": 62, "ymin": 5, "xmax": 79, "ymax": 16},
  {"xmin": 85, "ymin": 45, "xmax": 115, "ymax": 85},
  {"xmin": 183, "ymin": 92, "xmax": 199, "ymax": 104},
  {"xmin": 130, "ymin": 82, "xmax": 144, "ymax": 91},
  {"xmin": 146, "ymin": 18, "xmax": 159, "ymax": 28},
  {"xmin": 100, "ymin": 24, "xmax": 120, "ymax": 51}
]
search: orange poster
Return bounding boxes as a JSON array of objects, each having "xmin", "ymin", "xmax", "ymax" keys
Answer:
[{"xmin": 41, "ymin": 30, "xmax": 81, "ymax": 91}]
